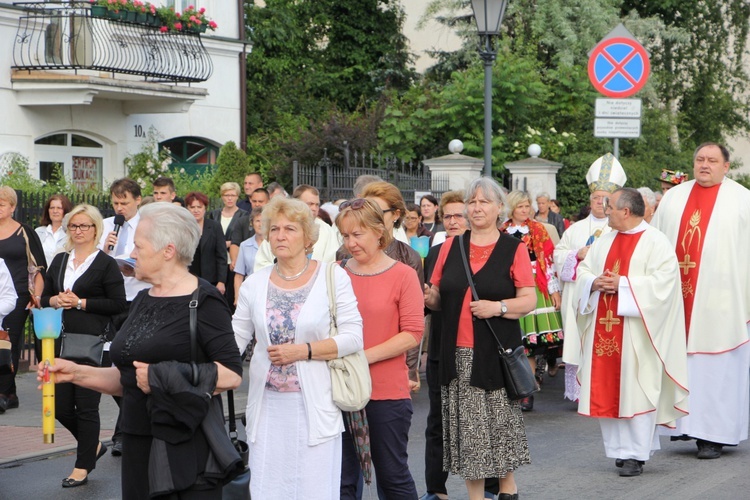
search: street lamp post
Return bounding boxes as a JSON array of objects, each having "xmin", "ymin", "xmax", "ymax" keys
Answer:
[{"xmin": 470, "ymin": 0, "xmax": 509, "ymax": 178}]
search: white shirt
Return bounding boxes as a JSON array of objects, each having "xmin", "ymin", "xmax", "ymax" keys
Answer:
[
  {"xmin": 62, "ymin": 249, "xmax": 100, "ymax": 291},
  {"xmin": 35, "ymin": 225, "xmax": 67, "ymax": 265},
  {"xmin": 0, "ymin": 259, "xmax": 18, "ymax": 323},
  {"xmin": 98, "ymin": 212, "xmax": 150, "ymax": 300}
]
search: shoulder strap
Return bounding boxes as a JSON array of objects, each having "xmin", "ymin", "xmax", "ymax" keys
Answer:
[
  {"xmin": 458, "ymin": 234, "xmax": 507, "ymax": 353},
  {"xmin": 19, "ymin": 225, "xmax": 38, "ymax": 270},
  {"xmin": 326, "ymin": 263, "xmax": 338, "ymax": 338},
  {"xmin": 189, "ymin": 286, "xmax": 200, "ymax": 386}
]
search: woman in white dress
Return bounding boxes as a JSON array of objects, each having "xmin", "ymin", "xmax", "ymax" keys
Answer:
[{"xmin": 233, "ymin": 197, "xmax": 363, "ymax": 499}]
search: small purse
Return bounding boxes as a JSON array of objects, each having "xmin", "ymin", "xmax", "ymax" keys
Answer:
[
  {"xmin": 326, "ymin": 263, "xmax": 372, "ymax": 412},
  {"xmin": 59, "ymin": 332, "xmax": 106, "ymax": 367},
  {"xmin": 457, "ymin": 234, "xmax": 538, "ymax": 401}
]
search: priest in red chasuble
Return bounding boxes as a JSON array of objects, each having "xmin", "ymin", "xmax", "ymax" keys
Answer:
[
  {"xmin": 575, "ymin": 188, "xmax": 688, "ymax": 477},
  {"xmin": 653, "ymin": 142, "xmax": 750, "ymax": 460}
]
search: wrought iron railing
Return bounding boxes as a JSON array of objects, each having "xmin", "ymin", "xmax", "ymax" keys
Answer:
[{"xmin": 12, "ymin": 1, "xmax": 213, "ymax": 83}]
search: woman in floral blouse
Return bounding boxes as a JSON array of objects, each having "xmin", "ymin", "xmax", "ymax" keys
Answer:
[{"xmin": 500, "ymin": 191, "xmax": 563, "ymax": 411}]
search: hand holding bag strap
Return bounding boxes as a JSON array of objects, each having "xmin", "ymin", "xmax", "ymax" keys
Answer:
[
  {"xmin": 189, "ymin": 287, "xmax": 200, "ymax": 386},
  {"xmin": 457, "ymin": 234, "xmax": 507, "ymax": 353}
]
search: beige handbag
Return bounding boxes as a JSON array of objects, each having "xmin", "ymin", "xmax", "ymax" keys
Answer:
[{"xmin": 325, "ymin": 263, "xmax": 371, "ymax": 412}]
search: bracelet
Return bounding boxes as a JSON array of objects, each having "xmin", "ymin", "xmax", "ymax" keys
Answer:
[{"xmin": 306, "ymin": 342, "xmax": 312, "ymax": 360}]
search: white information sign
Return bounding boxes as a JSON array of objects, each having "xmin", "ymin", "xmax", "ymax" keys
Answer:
[
  {"xmin": 595, "ymin": 98, "xmax": 642, "ymax": 118},
  {"xmin": 594, "ymin": 118, "xmax": 641, "ymax": 138}
]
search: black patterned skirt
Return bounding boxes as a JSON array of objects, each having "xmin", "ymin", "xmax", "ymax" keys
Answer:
[{"xmin": 441, "ymin": 347, "xmax": 531, "ymax": 480}]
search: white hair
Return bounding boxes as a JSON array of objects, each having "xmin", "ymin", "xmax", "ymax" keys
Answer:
[
  {"xmin": 465, "ymin": 177, "xmax": 508, "ymax": 221},
  {"xmin": 138, "ymin": 203, "xmax": 201, "ymax": 265},
  {"xmin": 636, "ymin": 186, "xmax": 657, "ymax": 207}
]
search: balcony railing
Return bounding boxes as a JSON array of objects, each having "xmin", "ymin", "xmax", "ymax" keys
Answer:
[{"xmin": 12, "ymin": 2, "xmax": 213, "ymax": 83}]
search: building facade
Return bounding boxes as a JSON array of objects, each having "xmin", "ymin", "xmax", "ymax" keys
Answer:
[{"xmin": 0, "ymin": 0, "xmax": 245, "ymax": 188}]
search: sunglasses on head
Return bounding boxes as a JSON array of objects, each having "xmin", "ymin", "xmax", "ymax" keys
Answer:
[{"xmin": 340, "ymin": 198, "xmax": 395, "ymax": 213}]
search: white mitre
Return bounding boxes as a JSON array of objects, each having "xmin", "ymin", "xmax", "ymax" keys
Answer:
[{"xmin": 586, "ymin": 153, "xmax": 627, "ymax": 193}]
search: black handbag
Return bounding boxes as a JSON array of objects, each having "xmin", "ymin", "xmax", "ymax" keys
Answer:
[
  {"xmin": 59, "ymin": 332, "xmax": 106, "ymax": 367},
  {"xmin": 187, "ymin": 287, "xmax": 250, "ymax": 499},
  {"xmin": 56, "ymin": 253, "xmax": 106, "ymax": 367},
  {"xmin": 222, "ymin": 390, "xmax": 251, "ymax": 500},
  {"xmin": 458, "ymin": 234, "xmax": 538, "ymax": 400}
]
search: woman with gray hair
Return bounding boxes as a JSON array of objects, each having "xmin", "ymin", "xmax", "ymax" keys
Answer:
[
  {"xmin": 39, "ymin": 203, "xmax": 243, "ymax": 498},
  {"xmin": 40, "ymin": 204, "xmax": 128, "ymax": 488},
  {"xmin": 233, "ymin": 197, "xmax": 364, "ymax": 499},
  {"xmin": 425, "ymin": 177, "xmax": 537, "ymax": 500}
]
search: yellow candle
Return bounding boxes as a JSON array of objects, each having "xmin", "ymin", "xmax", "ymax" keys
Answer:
[{"xmin": 41, "ymin": 339, "xmax": 55, "ymax": 444}]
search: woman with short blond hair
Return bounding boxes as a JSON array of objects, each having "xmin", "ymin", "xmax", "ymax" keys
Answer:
[{"xmin": 234, "ymin": 197, "xmax": 363, "ymax": 499}]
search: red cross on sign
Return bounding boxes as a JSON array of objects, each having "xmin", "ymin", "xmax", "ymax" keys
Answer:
[{"xmin": 588, "ymin": 37, "xmax": 650, "ymax": 98}]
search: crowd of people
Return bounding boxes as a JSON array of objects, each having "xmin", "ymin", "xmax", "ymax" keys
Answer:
[{"xmin": 0, "ymin": 140, "xmax": 746, "ymax": 498}]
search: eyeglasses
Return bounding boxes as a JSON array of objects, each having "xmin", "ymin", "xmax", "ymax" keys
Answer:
[
  {"xmin": 68, "ymin": 224, "xmax": 94, "ymax": 232},
  {"xmin": 339, "ymin": 198, "xmax": 367, "ymax": 210},
  {"xmin": 443, "ymin": 213, "xmax": 465, "ymax": 221}
]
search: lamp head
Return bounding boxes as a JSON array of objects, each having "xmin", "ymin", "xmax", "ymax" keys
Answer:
[
  {"xmin": 32, "ymin": 308, "xmax": 63, "ymax": 340},
  {"xmin": 471, "ymin": 0, "xmax": 510, "ymax": 36}
]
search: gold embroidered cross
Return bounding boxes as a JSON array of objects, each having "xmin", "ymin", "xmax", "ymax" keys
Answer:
[
  {"xmin": 679, "ymin": 254, "xmax": 696, "ymax": 275},
  {"xmin": 599, "ymin": 310, "xmax": 621, "ymax": 332}
]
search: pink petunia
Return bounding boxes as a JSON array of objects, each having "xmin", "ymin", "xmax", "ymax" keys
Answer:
[
  {"xmin": 190, "ymin": 15, "xmax": 196, "ymax": 22},
  {"xmin": 160, "ymin": 26, "xmax": 168, "ymax": 33},
  {"xmin": 208, "ymin": 20, "xmax": 217, "ymax": 28},
  {"xmin": 200, "ymin": 8, "xmax": 205, "ymax": 13},
  {"xmin": 173, "ymin": 22, "xmax": 182, "ymax": 30},
  {"xmin": 194, "ymin": 19, "xmax": 201, "ymax": 25}
]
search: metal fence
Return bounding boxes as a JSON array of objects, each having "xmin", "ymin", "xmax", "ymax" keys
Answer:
[
  {"xmin": 293, "ymin": 150, "xmax": 449, "ymax": 203},
  {"xmin": 12, "ymin": 1, "xmax": 213, "ymax": 82},
  {"xmin": 13, "ymin": 190, "xmax": 114, "ymax": 228}
]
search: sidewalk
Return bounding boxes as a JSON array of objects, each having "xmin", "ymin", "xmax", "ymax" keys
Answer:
[
  {"xmin": 0, "ymin": 369, "xmax": 248, "ymax": 465},
  {"xmin": 0, "ymin": 372, "xmax": 117, "ymax": 465}
]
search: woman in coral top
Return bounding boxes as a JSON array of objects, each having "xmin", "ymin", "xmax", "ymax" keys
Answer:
[
  {"xmin": 425, "ymin": 178, "xmax": 537, "ymax": 500},
  {"xmin": 336, "ymin": 198, "xmax": 424, "ymax": 499}
]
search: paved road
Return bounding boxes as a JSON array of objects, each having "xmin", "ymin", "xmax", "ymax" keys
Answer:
[{"xmin": 1, "ymin": 367, "xmax": 749, "ymax": 499}]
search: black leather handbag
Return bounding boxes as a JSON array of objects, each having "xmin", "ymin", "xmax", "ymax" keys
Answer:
[
  {"xmin": 187, "ymin": 288, "xmax": 250, "ymax": 500},
  {"xmin": 59, "ymin": 332, "xmax": 106, "ymax": 367},
  {"xmin": 222, "ymin": 390, "xmax": 251, "ymax": 500},
  {"xmin": 458, "ymin": 234, "xmax": 538, "ymax": 400}
]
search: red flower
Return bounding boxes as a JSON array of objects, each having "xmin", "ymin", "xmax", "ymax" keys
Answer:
[
  {"xmin": 173, "ymin": 22, "xmax": 182, "ymax": 30},
  {"xmin": 159, "ymin": 25, "xmax": 168, "ymax": 33}
]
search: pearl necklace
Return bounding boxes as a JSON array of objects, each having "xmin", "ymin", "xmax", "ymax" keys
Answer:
[{"xmin": 275, "ymin": 260, "xmax": 310, "ymax": 281}]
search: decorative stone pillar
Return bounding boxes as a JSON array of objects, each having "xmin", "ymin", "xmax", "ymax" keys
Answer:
[
  {"xmin": 423, "ymin": 140, "xmax": 484, "ymax": 192},
  {"xmin": 504, "ymin": 144, "xmax": 563, "ymax": 200}
]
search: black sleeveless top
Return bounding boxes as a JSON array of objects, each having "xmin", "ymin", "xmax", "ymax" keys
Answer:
[{"xmin": 438, "ymin": 231, "xmax": 524, "ymax": 391}]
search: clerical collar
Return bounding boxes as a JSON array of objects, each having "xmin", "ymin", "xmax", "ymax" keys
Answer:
[
  {"xmin": 620, "ymin": 220, "xmax": 649, "ymax": 235},
  {"xmin": 590, "ymin": 214, "xmax": 608, "ymax": 223}
]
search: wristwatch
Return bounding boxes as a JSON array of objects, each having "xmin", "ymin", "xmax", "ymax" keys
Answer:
[
  {"xmin": 76, "ymin": 299, "xmax": 82, "ymax": 310},
  {"xmin": 499, "ymin": 301, "xmax": 507, "ymax": 317}
]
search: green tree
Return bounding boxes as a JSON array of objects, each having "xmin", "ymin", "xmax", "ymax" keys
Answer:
[
  {"xmin": 208, "ymin": 141, "xmax": 250, "ymax": 197},
  {"xmin": 245, "ymin": 0, "xmax": 416, "ymax": 134}
]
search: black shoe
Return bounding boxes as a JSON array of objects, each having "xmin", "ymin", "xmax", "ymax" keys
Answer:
[
  {"xmin": 670, "ymin": 434, "xmax": 693, "ymax": 442},
  {"xmin": 615, "ymin": 458, "xmax": 624, "ymax": 467},
  {"xmin": 498, "ymin": 494, "xmax": 519, "ymax": 500},
  {"xmin": 6, "ymin": 394, "xmax": 18, "ymax": 409},
  {"xmin": 696, "ymin": 439, "xmax": 723, "ymax": 459},
  {"xmin": 519, "ymin": 395, "xmax": 534, "ymax": 412},
  {"xmin": 111, "ymin": 440, "xmax": 122, "ymax": 457},
  {"xmin": 0, "ymin": 395, "xmax": 7, "ymax": 414},
  {"xmin": 62, "ymin": 476, "xmax": 88, "ymax": 488},
  {"xmin": 96, "ymin": 442, "xmax": 107, "ymax": 461},
  {"xmin": 618, "ymin": 459, "xmax": 643, "ymax": 477}
]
